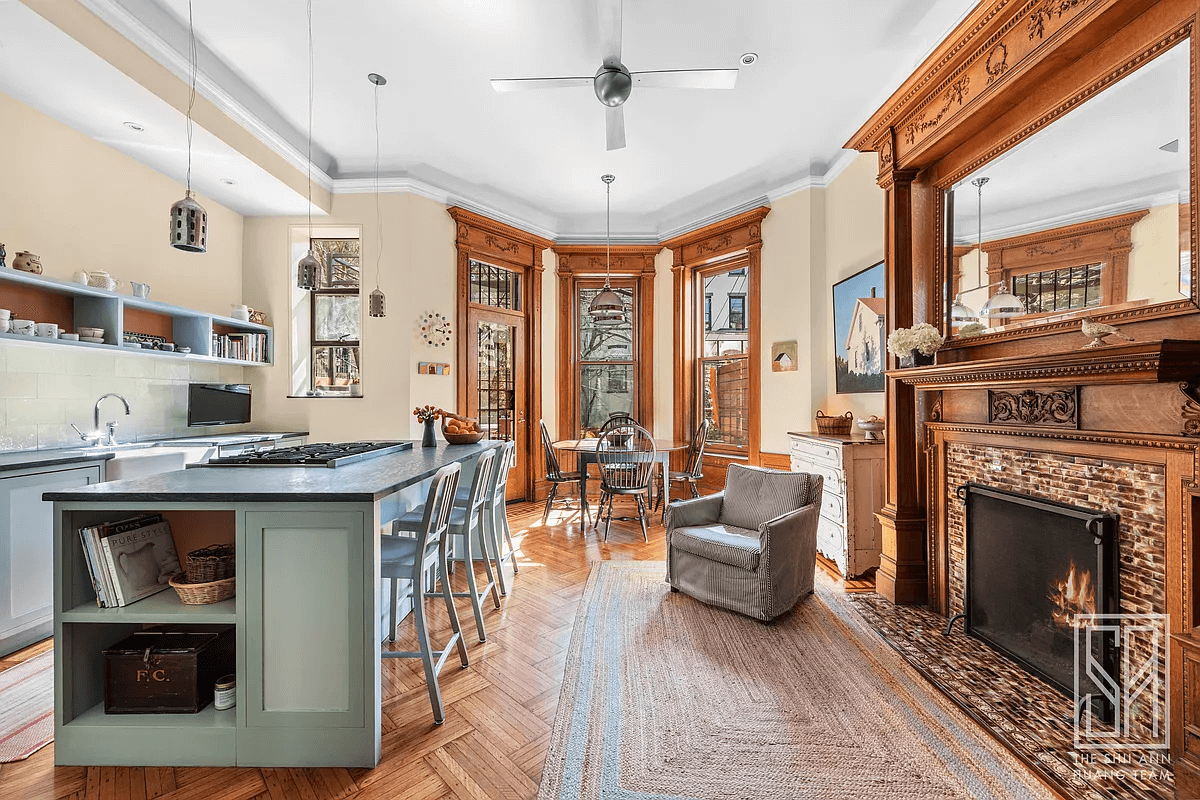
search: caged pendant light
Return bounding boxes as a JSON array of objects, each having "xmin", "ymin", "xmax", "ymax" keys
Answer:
[
  {"xmin": 974, "ymin": 176, "xmax": 1025, "ymax": 319},
  {"xmin": 169, "ymin": 0, "xmax": 207, "ymax": 253},
  {"xmin": 295, "ymin": 0, "xmax": 321, "ymax": 290},
  {"xmin": 588, "ymin": 174, "xmax": 625, "ymax": 326},
  {"xmin": 368, "ymin": 72, "xmax": 387, "ymax": 318}
]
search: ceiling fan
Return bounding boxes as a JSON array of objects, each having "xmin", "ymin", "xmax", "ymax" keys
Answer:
[{"xmin": 490, "ymin": 0, "xmax": 739, "ymax": 151}]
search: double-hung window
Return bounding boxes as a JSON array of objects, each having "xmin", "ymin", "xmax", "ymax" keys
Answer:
[{"xmin": 309, "ymin": 237, "xmax": 362, "ymax": 394}]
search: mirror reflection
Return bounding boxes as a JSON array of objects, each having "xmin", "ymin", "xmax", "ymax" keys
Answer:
[{"xmin": 947, "ymin": 39, "xmax": 1191, "ymax": 337}]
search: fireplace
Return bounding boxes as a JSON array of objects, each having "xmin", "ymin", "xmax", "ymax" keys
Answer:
[{"xmin": 956, "ymin": 483, "xmax": 1120, "ymax": 705}]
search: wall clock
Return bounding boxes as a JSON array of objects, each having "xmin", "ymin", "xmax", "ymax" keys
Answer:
[{"xmin": 419, "ymin": 312, "xmax": 452, "ymax": 348}]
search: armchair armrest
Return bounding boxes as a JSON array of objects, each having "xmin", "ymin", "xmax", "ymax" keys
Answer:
[{"xmin": 667, "ymin": 491, "xmax": 723, "ymax": 530}]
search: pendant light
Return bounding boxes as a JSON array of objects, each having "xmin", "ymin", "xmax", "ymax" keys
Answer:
[
  {"xmin": 588, "ymin": 174, "xmax": 625, "ymax": 325},
  {"xmin": 295, "ymin": 0, "xmax": 321, "ymax": 290},
  {"xmin": 367, "ymin": 73, "xmax": 387, "ymax": 318},
  {"xmin": 169, "ymin": 0, "xmax": 207, "ymax": 253},
  {"xmin": 975, "ymin": 176, "xmax": 1024, "ymax": 319}
]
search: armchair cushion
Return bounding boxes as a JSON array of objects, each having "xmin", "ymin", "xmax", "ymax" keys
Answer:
[
  {"xmin": 719, "ymin": 464, "xmax": 816, "ymax": 532},
  {"xmin": 671, "ymin": 523, "xmax": 761, "ymax": 571}
]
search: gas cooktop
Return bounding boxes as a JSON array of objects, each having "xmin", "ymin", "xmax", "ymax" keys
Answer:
[{"xmin": 204, "ymin": 441, "xmax": 413, "ymax": 468}]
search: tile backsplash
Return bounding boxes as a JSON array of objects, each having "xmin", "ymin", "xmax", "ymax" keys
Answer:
[{"xmin": 0, "ymin": 340, "xmax": 248, "ymax": 450}]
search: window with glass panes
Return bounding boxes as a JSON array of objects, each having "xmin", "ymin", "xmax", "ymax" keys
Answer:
[
  {"xmin": 699, "ymin": 262, "xmax": 750, "ymax": 451},
  {"xmin": 309, "ymin": 238, "xmax": 362, "ymax": 392},
  {"xmin": 577, "ymin": 282, "xmax": 637, "ymax": 436},
  {"xmin": 1012, "ymin": 263, "xmax": 1103, "ymax": 314}
]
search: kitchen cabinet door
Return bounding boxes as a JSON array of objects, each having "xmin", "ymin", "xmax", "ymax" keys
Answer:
[{"xmin": 0, "ymin": 464, "xmax": 103, "ymax": 656}]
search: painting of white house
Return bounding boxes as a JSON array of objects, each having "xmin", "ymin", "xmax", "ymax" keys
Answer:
[{"xmin": 833, "ymin": 262, "xmax": 885, "ymax": 393}]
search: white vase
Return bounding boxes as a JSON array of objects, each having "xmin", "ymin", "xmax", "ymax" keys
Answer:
[{"xmin": 230, "ymin": 304, "xmax": 250, "ymax": 321}]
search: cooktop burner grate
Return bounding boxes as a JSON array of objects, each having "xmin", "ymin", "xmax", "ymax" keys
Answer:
[{"xmin": 204, "ymin": 441, "xmax": 413, "ymax": 468}]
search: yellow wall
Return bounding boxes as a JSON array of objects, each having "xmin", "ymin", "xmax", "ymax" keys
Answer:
[{"xmin": 0, "ymin": 89, "xmax": 244, "ymax": 315}]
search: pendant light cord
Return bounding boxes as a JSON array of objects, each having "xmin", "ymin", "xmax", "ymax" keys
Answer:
[
  {"xmin": 604, "ymin": 178, "xmax": 611, "ymax": 289},
  {"xmin": 185, "ymin": 0, "xmax": 196, "ymax": 196},
  {"xmin": 306, "ymin": 0, "xmax": 314, "ymax": 239},
  {"xmin": 374, "ymin": 81, "xmax": 382, "ymax": 290}
]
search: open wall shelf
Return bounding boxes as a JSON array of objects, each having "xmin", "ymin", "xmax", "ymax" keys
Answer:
[{"xmin": 0, "ymin": 269, "xmax": 272, "ymax": 366}]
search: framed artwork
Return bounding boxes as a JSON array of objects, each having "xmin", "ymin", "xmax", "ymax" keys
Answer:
[
  {"xmin": 417, "ymin": 362, "xmax": 451, "ymax": 375},
  {"xmin": 832, "ymin": 261, "xmax": 885, "ymax": 394},
  {"xmin": 770, "ymin": 341, "xmax": 798, "ymax": 372}
]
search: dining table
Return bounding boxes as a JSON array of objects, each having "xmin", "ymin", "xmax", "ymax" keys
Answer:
[{"xmin": 552, "ymin": 437, "xmax": 690, "ymax": 524}]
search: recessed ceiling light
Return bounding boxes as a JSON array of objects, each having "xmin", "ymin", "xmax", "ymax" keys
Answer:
[
  {"xmin": 740, "ymin": 53, "xmax": 758, "ymax": 66},
  {"xmin": 220, "ymin": 178, "xmax": 237, "ymax": 185},
  {"xmin": 123, "ymin": 121, "xmax": 145, "ymax": 132}
]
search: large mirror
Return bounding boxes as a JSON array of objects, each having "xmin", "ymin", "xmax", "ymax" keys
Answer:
[{"xmin": 946, "ymin": 39, "xmax": 1191, "ymax": 338}]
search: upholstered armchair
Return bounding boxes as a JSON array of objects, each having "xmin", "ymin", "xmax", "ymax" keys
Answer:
[{"xmin": 666, "ymin": 464, "xmax": 823, "ymax": 622}]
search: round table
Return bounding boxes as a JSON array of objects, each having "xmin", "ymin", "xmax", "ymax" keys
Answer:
[{"xmin": 552, "ymin": 438, "xmax": 690, "ymax": 524}]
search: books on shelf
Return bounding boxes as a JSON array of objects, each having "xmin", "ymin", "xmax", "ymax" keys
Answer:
[
  {"xmin": 79, "ymin": 515, "xmax": 183, "ymax": 607},
  {"xmin": 211, "ymin": 331, "xmax": 268, "ymax": 363}
]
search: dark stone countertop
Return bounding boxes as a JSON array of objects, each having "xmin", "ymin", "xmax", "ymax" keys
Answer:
[
  {"xmin": 43, "ymin": 440, "xmax": 501, "ymax": 503},
  {"xmin": 0, "ymin": 431, "xmax": 308, "ymax": 473},
  {"xmin": 787, "ymin": 431, "xmax": 885, "ymax": 446}
]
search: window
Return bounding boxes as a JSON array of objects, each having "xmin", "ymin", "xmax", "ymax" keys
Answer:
[
  {"xmin": 1012, "ymin": 264, "xmax": 1102, "ymax": 314},
  {"xmin": 470, "ymin": 259, "xmax": 521, "ymax": 311},
  {"xmin": 577, "ymin": 283, "xmax": 636, "ymax": 435},
  {"xmin": 310, "ymin": 238, "xmax": 361, "ymax": 393},
  {"xmin": 699, "ymin": 263, "xmax": 751, "ymax": 451},
  {"xmin": 729, "ymin": 295, "xmax": 746, "ymax": 330}
]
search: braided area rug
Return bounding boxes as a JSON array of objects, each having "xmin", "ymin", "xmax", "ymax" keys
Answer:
[{"xmin": 538, "ymin": 562, "xmax": 1056, "ymax": 800}]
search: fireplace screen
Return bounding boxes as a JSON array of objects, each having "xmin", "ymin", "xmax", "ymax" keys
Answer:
[{"xmin": 959, "ymin": 484, "xmax": 1119, "ymax": 701}]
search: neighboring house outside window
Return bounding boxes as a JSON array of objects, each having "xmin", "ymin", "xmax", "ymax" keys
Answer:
[
  {"xmin": 699, "ymin": 263, "xmax": 751, "ymax": 452},
  {"xmin": 729, "ymin": 294, "xmax": 746, "ymax": 330},
  {"xmin": 704, "ymin": 294, "xmax": 712, "ymax": 331}
]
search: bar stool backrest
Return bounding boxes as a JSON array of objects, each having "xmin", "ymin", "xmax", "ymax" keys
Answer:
[
  {"xmin": 464, "ymin": 448, "xmax": 497, "ymax": 519},
  {"xmin": 419, "ymin": 462, "xmax": 461, "ymax": 561},
  {"xmin": 597, "ymin": 424, "xmax": 656, "ymax": 492},
  {"xmin": 490, "ymin": 440, "xmax": 515, "ymax": 506}
]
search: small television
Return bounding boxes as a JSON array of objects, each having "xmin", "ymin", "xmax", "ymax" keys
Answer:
[{"xmin": 187, "ymin": 384, "xmax": 252, "ymax": 427}]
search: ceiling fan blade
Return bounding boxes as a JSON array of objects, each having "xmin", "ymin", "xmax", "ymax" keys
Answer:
[
  {"xmin": 632, "ymin": 69, "xmax": 739, "ymax": 89},
  {"xmin": 598, "ymin": 0, "xmax": 622, "ymax": 65},
  {"xmin": 606, "ymin": 105, "xmax": 626, "ymax": 151},
  {"xmin": 490, "ymin": 77, "xmax": 593, "ymax": 92}
]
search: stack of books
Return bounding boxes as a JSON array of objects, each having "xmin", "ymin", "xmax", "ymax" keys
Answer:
[
  {"xmin": 79, "ymin": 515, "xmax": 183, "ymax": 607},
  {"xmin": 212, "ymin": 332, "xmax": 268, "ymax": 362}
]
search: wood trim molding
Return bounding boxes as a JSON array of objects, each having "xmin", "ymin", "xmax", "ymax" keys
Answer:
[
  {"xmin": 666, "ymin": 207, "xmax": 769, "ymax": 467},
  {"xmin": 447, "ymin": 206, "xmax": 551, "ymax": 500}
]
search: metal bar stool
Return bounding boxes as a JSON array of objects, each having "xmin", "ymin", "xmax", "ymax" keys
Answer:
[
  {"xmin": 459, "ymin": 440, "xmax": 518, "ymax": 596},
  {"xmin": 380, "ymin": 462, "xmax": 469, "ymax": 725},
  {"xmin": 393, "ymin": 448, "xmax": 501, "ymax": 643}
]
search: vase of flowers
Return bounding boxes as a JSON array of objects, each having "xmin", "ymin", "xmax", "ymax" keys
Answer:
[
  {"xmin": 413, "ymin": 405, "xmax": 442, "ymax": 447},
  {"xmin": 887, "ymin": 322, "xmax": 944, "ymax": 368}
]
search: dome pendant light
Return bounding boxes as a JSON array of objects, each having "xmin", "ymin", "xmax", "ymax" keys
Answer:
[
  {"xmin": 169, "ymin": 0, "xmax": 207, "ymax": 253},
  {"xmin": 368, "ymin": 72, "xmax": 387, "ymax": 318},
  {"xmin": 296, "ymin": 0, "xmax": 320, "ymax": 290},
  {"xmin": 588, "ymin": 174, "xmax": 625, "ymax": 326},
  {"xmin": 975, "ymin": 177, "xmax": 1024, "ymax": 319}
]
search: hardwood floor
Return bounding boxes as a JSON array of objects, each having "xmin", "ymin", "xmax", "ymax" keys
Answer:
[{"xmin": 0, "ymin": 501, "xmax": 677, "ymax": 800}]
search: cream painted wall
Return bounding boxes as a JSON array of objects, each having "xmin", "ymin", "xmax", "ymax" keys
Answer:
[
  {"xmin": 0, "ymin": 90, "xmax": 244, "ymax": 315},
  {"xmin": 652, "ymin": 248, "xmax": 673, "ymax": 440},
  {"xmin": 540, "ymin": 247, "xmax": 558, "ymax": 440},
  {"xmin": 242, "ymin": 192, "xmax": 457, "ymax": 442},
  {"xmin": 1129, "ymin": 203, "xmax": 1185, "ymax": 302},
  {"xmin": 813, "ymin": 152, "xmax": 886, "ymax": 423}
]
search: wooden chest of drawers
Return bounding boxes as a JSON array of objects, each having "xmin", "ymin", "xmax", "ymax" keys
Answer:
[{"xmin": 787, "ymin": 432, "xmax": 885, "ymax": 578}]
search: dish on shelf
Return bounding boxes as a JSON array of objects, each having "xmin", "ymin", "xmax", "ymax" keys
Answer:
[
  {"xmin": 178, "ymin": 346, "xmax": 191, "ymax": 354},
  {"xmin": 12, "ymin": 319, "xmax": 34, "ymax": 335},
  {"xmin": 123, "ymin": 341, "xmax": 143, "ymax": 348},
  {"xmin": 77, "ymin": 326, "xmax": 104, "ymax": 338},
  {"xmin": 81, "ymin": 336, "xmax": 105, "ymax": 344},
  {"xmin": 60, "ymin": 333, "xmax": 80, "ymax": 341}
]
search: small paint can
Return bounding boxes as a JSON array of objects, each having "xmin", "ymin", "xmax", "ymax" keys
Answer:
[{"xmin": 214, "ymin": 674, "xmax": 236, "ymax": 711}]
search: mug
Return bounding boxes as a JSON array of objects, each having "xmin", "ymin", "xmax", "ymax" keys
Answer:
[
  {"xmin": 131, "ymin": 282, "xmax": 151, "ymax": 298},
  {"xmin": 11, "ymin": 319, "xmax": 34, "ymax": 336},
  {"xmin": 0, "ymin": 309, "xmax": 11, "ymax": 320},
  {"xmin": 35, "ymin": 323, "xmax": 58, "ymax": 338}
]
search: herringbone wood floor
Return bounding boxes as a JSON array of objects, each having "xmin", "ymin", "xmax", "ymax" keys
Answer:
[{"xmin": 0, "ymin": 501, "xmax": 677, "ymax": 800}]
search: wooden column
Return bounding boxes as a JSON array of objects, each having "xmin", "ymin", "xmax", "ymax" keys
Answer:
[{"xmin": 876, "ymin": 154, "xmax": 927, "ymax": 605}]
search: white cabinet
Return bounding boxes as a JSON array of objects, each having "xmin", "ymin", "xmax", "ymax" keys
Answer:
[
  {"xmin": 789, "ymin": 433, "xmax": 884, "ymax": 578},
  {"xmin": 0, "ymin": 463, "xmax": 103, "ymax": 656}
]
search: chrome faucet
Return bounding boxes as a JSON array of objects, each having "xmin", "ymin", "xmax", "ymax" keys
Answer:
[{"xmin": 87, "ymin": 393, "xmax": 131, "ymax": 446}]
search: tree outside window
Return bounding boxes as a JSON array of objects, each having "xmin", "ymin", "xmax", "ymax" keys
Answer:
[{"xmin": 310, "ymin": 238, "xmax": 362, "ymax": 394}]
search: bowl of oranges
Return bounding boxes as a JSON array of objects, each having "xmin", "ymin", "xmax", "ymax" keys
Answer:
[{"xmin": 441, "ymin": 411, "xmax": 485, "ymax": 444}]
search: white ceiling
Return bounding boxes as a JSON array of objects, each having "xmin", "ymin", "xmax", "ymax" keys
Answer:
[
  {"xmin": 952, "ymin": 39, "xmax": 1191, "ymax": 242},
  {"xmin": 15, "ymin": 0, "xmax": 980, "ymax": 234}
]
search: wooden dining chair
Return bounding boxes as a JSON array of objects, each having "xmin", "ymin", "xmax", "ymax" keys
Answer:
[
  {"xmin": 655, "ymin": 418, "xmax": 711, "ymax": 517},
  {"xmin": 379, "ymin": 462, "xmax": 469, "ymax": 725},
  {"xmin": 540, "ymin": 419, "xmax": 587, "ymax": 524},
  {"xmin": 594, "ymin": 424, "xmax": 657, "ymax": 542}
]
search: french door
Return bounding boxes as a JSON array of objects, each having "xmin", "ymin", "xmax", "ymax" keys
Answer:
[{"xmin": 466, "ymin": 307, "xmax": 528, "ymax": 501}]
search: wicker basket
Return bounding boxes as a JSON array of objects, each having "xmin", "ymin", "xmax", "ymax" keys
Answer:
[
  {"xmin": 169, "ymin": 573, "xmax": 235, "ymax": 605},
  {"xmin": 185, "ymin": 544, "xmax": 235, "ymax": 583},
  {"xmin": 815, "ymin": 410, "xmax": 854, "ymax": 435},
  {"xmin": 441, "ymin": 412, "xmax": 485, "ymax": 444}
]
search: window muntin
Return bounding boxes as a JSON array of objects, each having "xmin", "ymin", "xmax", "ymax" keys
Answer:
[
  {"xmin": 470, "ymin": 259, "xmax": 521, "ymax": 311},
  {"xmin": 1012, "ymin": 263, "xmax": 1103, "ymax": 314}
]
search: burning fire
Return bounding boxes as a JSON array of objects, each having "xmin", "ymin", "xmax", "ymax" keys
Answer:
[{"xmin": 1048, "ymin": 561, "xmax": 1096, "ymax": 628}]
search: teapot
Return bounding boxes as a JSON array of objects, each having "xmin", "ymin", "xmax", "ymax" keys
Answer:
[
  {"xmin": 85, "ymin": 270, "xmax": 121, "ymax": 291},
  {"xmin": 12, "ymin": 251, "xmax": 42, "ymax": 274}
]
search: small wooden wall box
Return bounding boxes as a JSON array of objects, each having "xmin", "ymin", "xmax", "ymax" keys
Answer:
[{"xmin": 102, "ymin": 626, "xmax": 234, "ymax": 714}]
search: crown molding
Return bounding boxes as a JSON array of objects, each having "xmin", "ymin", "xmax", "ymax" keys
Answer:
[
  {"xmin": 951, "ymin": 190, "xmax": 1188, "ymax": 245},
  {"xmin": 77, "ymin": 0, "xmax": 334, "ymax": 191}
]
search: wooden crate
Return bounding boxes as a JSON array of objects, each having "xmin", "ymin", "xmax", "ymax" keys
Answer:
[{"xmin": 103, "ymin": 626, "xmax": 234, "ymax": 714}]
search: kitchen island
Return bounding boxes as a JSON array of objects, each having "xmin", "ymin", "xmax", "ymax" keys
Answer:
[{"xmin": 43, "ymin": 440, "xmax": 500, "ymax": 769}]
